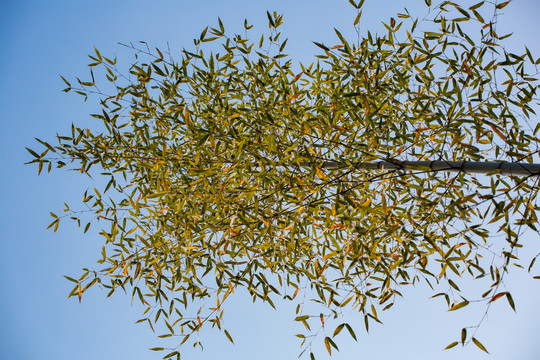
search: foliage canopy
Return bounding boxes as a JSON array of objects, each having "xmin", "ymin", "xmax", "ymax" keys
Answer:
[{"xmin": 27, "ymin": 0, "xmax": 540, "ymax": 357}]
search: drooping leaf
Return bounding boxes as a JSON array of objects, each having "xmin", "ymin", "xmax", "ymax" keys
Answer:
[{"xmin": 472, "ymin": 337, "xmax": 489, "ymax": 354}]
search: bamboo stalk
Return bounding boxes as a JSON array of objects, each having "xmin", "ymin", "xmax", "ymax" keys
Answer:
[{"xmin": 314, "ymin": 160, "xmax": 540, "ymax": 177}]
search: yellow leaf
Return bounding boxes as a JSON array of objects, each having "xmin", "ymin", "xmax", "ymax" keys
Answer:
[
  {"xmin": 316, "ymin": 167, "xmax": 327, "ymax": 180},
  {"xmin": 462, "ymin": 60, "xmax": 473, "ymax": 79},
  {"xmin": 323, "ymin": 252, "xmax": 336, "ymax": 260},
  {"xmin": 439, "ymin": 264, "xmax": 447, "ymax": 279},
  {"xmin": 296, "ymin": 176, "xmax": 307, "ymax": 189},
  {"xmin": 448, "ymin": 300, "xmax": 469, "ymax": 311},
  {"xmin": 363, "ymin": 97, "xmax": 370, "ymax": 114},
  {"xmin": 288, "ymin": 92, "xmax": 302, "ymax": 102},
  {"xmin": 324, "ymin": 337, "xmax": 332, "ymax": 355},
  {"xmin": 292, "ymin": 72, "xmax": 303, "ymax": 82},
  {"xmin": 134, "ymin": 262, "xmax": 141, "ymax": 278},
  {"xmin": 184, "ymin": 108, "xmax": 190, "ymax": 124},
  {"xmin": 156, "ymin": 47, "xmax": 163, "ymax": 60},
  {"xmin": 496, "ymin": 1, "xmax": 511, "ymax": 9},
  {"xmin": 360, "ymin": 199, "xmax": 372, "ymax": 207},
  {"xmin": 489, "ymin": 123, "xmax": 507, "ymax": 141},
  {"xmin": 488, "ymin": 291, "xmax": 508, "ymax": 303}
]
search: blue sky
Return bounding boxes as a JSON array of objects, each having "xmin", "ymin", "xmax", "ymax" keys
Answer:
[{"xmin": 1, "ymin": 1, "xmax": 540, "ymax": 359}]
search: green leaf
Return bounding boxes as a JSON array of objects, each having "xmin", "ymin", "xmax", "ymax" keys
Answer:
[
  {"xmin": 144, "ymin": 191, "xmax": 166, "ymax": 199},
  {"xmin": 164, "ymin": 351, "xmax": 180, "ymax": 358},
  {"xmin": 472, "ymin": 337, "xmax": 489, "ymax": 354},
  {"xmin": 266, "ymin": 11, "xmax": 275, "ymax": 27},
  {"xmin": 26, "ymin": 147, "xmax": 40, "ymax": 159},
  {"xmin": 63, "ymin": 276, "xmax": 78, "ymax": 283},
  {"xmin": 334, "ymin": 28, "xmax": 347, "ymax": 45},
  {"xmin": 345, "ymin": 323, "xmax": 357, "ymax": 341},
  {"xmin": 448, "ymin": 279, "xmax": 461, "ymax": 291},
  {"xmin": 506, "ymin": 292, "xmax": 516, "ymax": 312},
  {"xmin": 353, "ymin": 11, "xmax": 362, "ymax": 26},
  {"xmin": 364, "ymin": 315, "xmax": 369, "ymax": 333},
  {"xmin": 469, "ymin": 1, "xmax": 484, "ymax": 10},
  {"xmin": 224, "ymin": 329, "xmax": 234, "ymax": 344},
  {"xmin": 59, "ymin": 75, "xmax": 71, "ymax": 88},
  {"xmin": 333, "ymin": 323, "xmax": 345, "ymax": 337},
  {"xmin": 313, "ymin": 42, "xmax": 329, "ymax": 51},
  {"xmin": 218, "ymin": 17, "xmax": 224, "ymax": 33}
]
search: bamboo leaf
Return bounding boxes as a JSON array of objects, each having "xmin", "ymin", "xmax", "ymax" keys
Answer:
[
  {"xmin": 506, "ymin": 292, "xmax": 516, "ymax": 312},
  {"xmin": 353, "ymin": 11, "xmax": 362, "ymax": 26},
  {"xmin": 324, "ymin": 337, "xmax": 332, "ymax": 355},
  {"xmin": 224, "ymin": 329, "xmax": 234, "ymax": 344},
  {"xmin": 472, "ymin": 337, "xmax": 489, "ymax": 354},
  {"xmin": 448, "ymin": 300, "xmax": 469, "ymax": 311},
  {"xmin": 333, "ymin": 323, "xmax": 345, "ymax": 337},
  {"xmin": 496, "ymin": 1, "xmax": 511, "ymax": 9},
  {"xmin": 488, "ymin": 291, "xmax": 508, "ymax": 303}
]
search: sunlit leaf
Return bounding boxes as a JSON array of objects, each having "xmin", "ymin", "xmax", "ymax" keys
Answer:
[{"xmin": 472, "ymin": 337, "xmax": 489, "ymax": 353}]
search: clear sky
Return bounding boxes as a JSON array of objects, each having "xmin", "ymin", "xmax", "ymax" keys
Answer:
[{"xmin": 1, "ymin": 1, "xmax": 540, "ymax": 359}]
